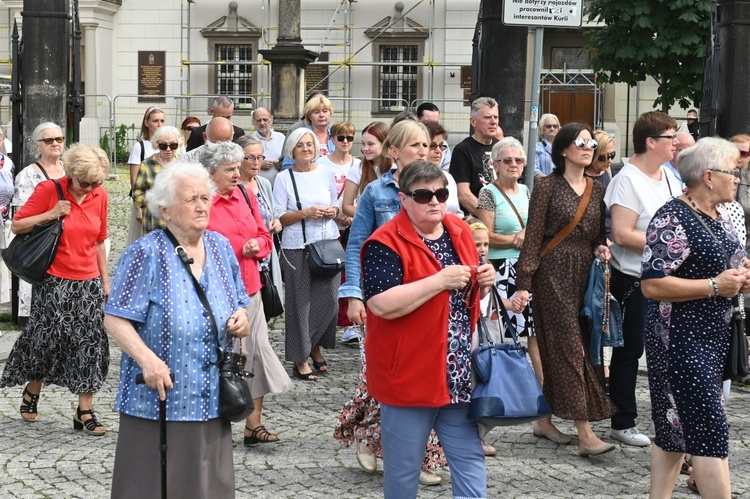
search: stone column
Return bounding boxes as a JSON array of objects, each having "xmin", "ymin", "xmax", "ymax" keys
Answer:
[
  {"xmin": 258, "ymin": 0, "xmax": 318, "ymax": 130},
  {"xmin": 83, "ymin": 23, "xmax": 98, "ymax": 118},
  {"xmin": 717, "ymin": 0, "xmax": 750, "ymax": 137}
]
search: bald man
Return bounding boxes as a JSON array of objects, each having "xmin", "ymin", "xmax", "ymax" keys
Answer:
[
  {"xmin": 181, "ymin": 116, "xmax": 235, "ymax": 164},
  {"xmin": 662, "ymin": 131, "xmax": 695, "ymax": 189}
]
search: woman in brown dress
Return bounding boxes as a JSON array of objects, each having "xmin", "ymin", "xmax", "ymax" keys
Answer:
[{"xmin": 514, "ymin": 123, "xmax": 617, "ymax": 457}]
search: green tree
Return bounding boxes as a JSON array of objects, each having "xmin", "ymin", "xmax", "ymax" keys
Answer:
[{"xmin": 585, "ymin": 0, "xmax": 710, "ymax": 112}]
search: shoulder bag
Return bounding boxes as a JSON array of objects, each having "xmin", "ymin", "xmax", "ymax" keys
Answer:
[
  {"xmin": 237, "ymin": 184, "xmax": 284, "ymax": 320},
  {"xmin": 676, "ymin": 200, "xmax": 749, "ymax": 380},
  {"xmin": 2, "ymin": 179, "xmax": 65, "ymax": 285},
  {"xmin": 469, "ymin": 286, "xmax": 550, "ymax": 433},
  {"xmin": 162, "ymin": 228, "xmax": 254, "ymax": 422},
  {"xmin": 288, "ymin": 169, "xmax": 345, "ymax": 278},
  {"xmin": 492, "ymin": 181, "xmax": 525, "ymax": 229},
  {"xmin": 540, "ymin": 177, "xmax": 593, "ymax": 258}
]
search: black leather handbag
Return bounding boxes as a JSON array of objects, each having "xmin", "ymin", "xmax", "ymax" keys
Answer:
[
  {"xmin": 259, "ymin": 268, "xmax": 284, "ymax": 320},
  {"xmin": 163, "ymin": 228, "xmax": 253, "ymax": 423},
  {"xmin": 2, "ymin": 180, "xmax": 65, "ymax": 285},
  {"xmin": 724, "ymin": 296, "xmax": 749, "ymax": 381}
]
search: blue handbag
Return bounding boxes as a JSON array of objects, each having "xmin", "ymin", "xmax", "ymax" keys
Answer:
[
  {"xmin": 580, "ymin": 258, "xmax": 624, "ymax": 366},
  {"xmin": 469, "ymin": 287, "xmax": 550, "ymax": 428}
]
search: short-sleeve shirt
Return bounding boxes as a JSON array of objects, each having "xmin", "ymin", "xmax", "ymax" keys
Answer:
[
  {"xmin": 128, "ymin": 139, "xmax": 156, "ymax": 166},
  {"xmin": 449, "ymin": 136, "xmax": 498, "ymax": 211},
  {"xmin": 477, "ymin": 183, "xmax": 529, "ymax": 259},
  {"xmin": 106, "ymin": 230, "xmax": 250, "ymax": 422}
]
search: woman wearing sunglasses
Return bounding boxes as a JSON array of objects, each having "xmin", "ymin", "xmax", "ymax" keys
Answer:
[
  {"xmin": 534, "ymin": 113, "xmax": 560, "ymax": 178},
  {"xmin": 585, "ymin": 131, "xmax": 616, "ymax": 187},
  {"xmin": 178, "ymin": 116, "xmax": 201, "ymax": 156},
  {"xmin": 2, "ymin": 144, "xmax": 110, "ymax": 435},
  {"xmin": 515, "ymin": 122, "xmax": 617, "ymax": 456},
  {"xmin": 132, "ymin": 125, "xmax": 181, "ymax": 234},
  {"xmin": 12, "ymin": 122, "xmax": 67, "ymax": 319}
]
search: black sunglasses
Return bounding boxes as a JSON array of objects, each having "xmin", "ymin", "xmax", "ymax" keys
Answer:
[
  {"xmin": 184, "ymin": 125, "xmax": 199, "ymax": 132},
  {"xmin": 597, "ymin": 152, "xmax": 616, "ymax": 162},
  {"xmin": 403, "ymin": 188, "xmax": 450, "ymax": 204},
  {"xmin": 158, "ymin": 142, "xmax": 179, "ymax": 151},
  {"xmin": 336, "ymin": 135, "xmax": 355, "ymax": 143}
]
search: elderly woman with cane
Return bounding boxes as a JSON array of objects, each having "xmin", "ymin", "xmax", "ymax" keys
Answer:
[{"xmin": 105, "ymin": 163, "xmax": 250, "ymax": 498}]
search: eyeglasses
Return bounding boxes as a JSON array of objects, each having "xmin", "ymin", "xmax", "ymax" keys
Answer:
[
  {"xmin": 598, "ymin": 152, "xmax": 616, "ymax": 162},
  {"xmin": 158, "ymin": 142, "xmax": 179, "ymax": 151},
  {"xmin": 38, "ymin": 137, "xmax": 64, "ymax": 145},
  {"xmin": 243, "ymin": 155, "xmax": 265, "ymax": 162},
  {"xmin": 709, "ymin": 168, "xmax": 742, "ymax": 179},
  {"xmin": 739, "ymin": 150, "xmax": 750, "ymax": 159},
  {"xmin": 650, "ymin": 134, "xmax": 677, "ymax": 140},
  {"xmin": 77, "ymin": 178, "xmax": 102, "ymax": 189},
  {"xmin": 544, "ymin": 124, "xmax": 560, "ymax": 130},
  {"xmin": 429, "ymin": 143, "xmax": 448, "ymax": 151},
  {"xmin": 336, "ymin": 135, "xmax": 355, "ymax": 143},
  {"xmin": 499, "ymin": 157, "xmax": 525, "ymax": 165},
  {"xmin": 574, "ymin": 138, "xmax": 598, "ymax": 150},
  {"xmin": 403, "ymin": 187, "xmax": 450, "ymax": 204},
  {"xmin": 184, "ymin": 125, "xmax": 199, "ymax": 132}
]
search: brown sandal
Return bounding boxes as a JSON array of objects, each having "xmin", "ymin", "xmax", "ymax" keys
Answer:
[
  {"xmin": 244, "ymin": 425, "xmax": 279, "ymax": 445},
  {"xmin": 20, "ymin": 385, "xmax": 40, "ymax": 422}
]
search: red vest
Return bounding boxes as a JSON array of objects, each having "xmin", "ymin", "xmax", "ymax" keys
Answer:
[{"xmin": 363, "ymin": 209, "xmax": 480, "ymax": 407}]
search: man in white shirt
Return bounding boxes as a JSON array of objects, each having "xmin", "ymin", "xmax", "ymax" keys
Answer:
[{"xmin": 251, "ymin": 107, "xmax": 285, "ymax": 186}]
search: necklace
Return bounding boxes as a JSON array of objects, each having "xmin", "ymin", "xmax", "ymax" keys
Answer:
[{"xmin": 685, "ymin": 192, "xmax": 714, "ymax": 217}]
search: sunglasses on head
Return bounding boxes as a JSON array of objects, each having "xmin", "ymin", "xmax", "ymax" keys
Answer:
[
  {"xmin": 38, "ymin": 137, "xmax": 64, "ymax": 145},
  {"xmin": 158, "ymin": 142, "xmax": 179, "ymax": 151},
  {"xmin": 336, "ymin": 135, "xmax": 355, "ymax": 143},
  {"xmin": 598, "ymin": 152, "xmax": 616, "ymax": 162},
  {"xmin": 403, "ymin": 188, "xmax": 450, "ymax": 204},
  {"xmin": 574, "ymin": 138, "xmax": 598, "ymax": 150}
]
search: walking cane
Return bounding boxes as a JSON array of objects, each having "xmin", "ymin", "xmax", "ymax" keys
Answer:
[{"xmin": 136, "ymin": 373, "xmax": 174, "ymax": 499}]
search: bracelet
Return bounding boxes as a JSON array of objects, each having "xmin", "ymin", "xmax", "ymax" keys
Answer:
[
  {"xmin": 709, "ymin": 277, "xmax": 719, "ymax": 300},
  {"xmin": 707, "ymin": 278, "xmax": 713, "ymax": 299}
]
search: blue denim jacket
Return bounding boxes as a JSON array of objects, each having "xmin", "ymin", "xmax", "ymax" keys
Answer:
[
  {"xmin": 534, "ymin": 139, "xmax": 554, "ymax": 176},
  {"xmin": 580, "ymin": 258, "xmax": 624, "ymax": 365},
  {"xmin": 338, "ymin": 169, "xmax": 401, "ymax": 300}
]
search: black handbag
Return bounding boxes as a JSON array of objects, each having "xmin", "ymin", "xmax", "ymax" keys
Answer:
[
  {"xmin": 2, "ymin": 179, "xmax": 65, "ymax": 285},
  {"xmin": 162, "ymin": 228, "xmax": 254, "ymax": 423},
  {"xmin": 236, "ymin": 184, "xmax": 284, "ymax": 320},
  {"xmin": 288, "ymin": 169, "xmax": 345, "ymax": 278}
]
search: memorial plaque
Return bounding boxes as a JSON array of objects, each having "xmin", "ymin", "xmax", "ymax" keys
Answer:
[
  {"xmin": 306, "ymin": 52, "xmax": 329, "ymax": 94},
  {"xmin": 461, "ymin": 66, "xmax": 472, "ymax": 88},
  {"xmin": 138, "ymin": 51, "xmax": 166, "ymax": 103}
]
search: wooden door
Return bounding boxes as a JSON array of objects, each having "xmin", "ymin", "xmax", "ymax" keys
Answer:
[{"xmin": 542, "ymin": 89, "xmax": 595, "ymax": 128}]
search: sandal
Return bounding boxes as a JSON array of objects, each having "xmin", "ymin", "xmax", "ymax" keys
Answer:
[
  {"xmin": 20, "ymin": 385, "xmax": 40, "ymax": 422},
  {"xmin": 244, "ymin": 425, "xmax": 279, "ymax": 445},
  {"xmin": 680, "ymin": 455, "xmax": 692, "ymax": 476},
  {"xmin": 311, "ymin": 358, "xmax": 329, "ymax": 373},
  {"xmin": 73, "ymin": 407, "xmax": 106, "ymax": 436},
  {"xmin": 292, "ymin": 365, "xmax": 317, "ymax": 381},
  {"xmin": 686, "ymin": 478, "xmax": 698, "ymax": 494}
]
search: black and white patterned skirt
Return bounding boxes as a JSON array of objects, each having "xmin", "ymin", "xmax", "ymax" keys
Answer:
[
  {"xmin": 490, "ymin": 257, "xmax": 535, "ymax": 337},
  {"xmin": 0, "ymin": 274, "xmax": 109, "ymax": 393}
]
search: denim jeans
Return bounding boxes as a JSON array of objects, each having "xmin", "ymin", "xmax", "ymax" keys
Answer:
[{"xmin": 381, "ymin": 403, "xmax": 487, "ymax": 499}]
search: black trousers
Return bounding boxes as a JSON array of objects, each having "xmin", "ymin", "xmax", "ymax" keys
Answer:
[{"xmin": 608, "ymin": 268, "xmax": 647, "ymax": 430}]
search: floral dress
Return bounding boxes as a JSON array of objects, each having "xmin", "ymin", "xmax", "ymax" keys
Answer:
[{"xmin": 642, "ymin": 200, "xmax": 744, "ymax": 457}]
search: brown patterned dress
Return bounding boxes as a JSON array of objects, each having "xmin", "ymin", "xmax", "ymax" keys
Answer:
[{"xmin": 516, "ymin": 174, "xmax": 616, "ymax": 421}]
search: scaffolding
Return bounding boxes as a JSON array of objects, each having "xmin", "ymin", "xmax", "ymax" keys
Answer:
[{"xmin": 539, "ymin": 68, "xmax": 603, "ymax": 129}]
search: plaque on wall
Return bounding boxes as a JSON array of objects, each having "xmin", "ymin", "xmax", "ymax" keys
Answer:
[
  {"xmin": 460, "ymin": 66, "xmax": 471, "ymax": 89},
  {"xmin": 306, "ymin": 52, "xmax": 329, "ymax": 94},
  {"xmin": 138, "ymin": 51, "xmax": 166, "ymax": 103}
]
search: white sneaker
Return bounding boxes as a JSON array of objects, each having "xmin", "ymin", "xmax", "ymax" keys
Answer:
[
  {"xmin": 342, "ymin": 326, "xmax": 361, "ymax": 344},
  {"xmin": 610, "ymin": 427, "xmax": 651, "ymax": 447}
]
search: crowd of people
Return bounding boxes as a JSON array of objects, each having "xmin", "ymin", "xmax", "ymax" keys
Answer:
[{"xmin": 0, "ymin": 94, "xmax": 748, "ymax": 499}]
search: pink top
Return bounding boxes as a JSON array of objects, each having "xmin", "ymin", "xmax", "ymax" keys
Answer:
[
  {"xmin": 207, "ymin": 186, "xmax": 272, "ymax": 294},
  {"xmin": 15, "ymin": 176, "xmax": 108, "ymax": 280}
]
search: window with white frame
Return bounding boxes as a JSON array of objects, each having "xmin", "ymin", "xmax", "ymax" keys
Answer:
[
  {"xmin": 215, "ymin": 43, "xmax": 253, "ymax": 107},
  {"xmin": 377, "ymin": 44, "xmax": 418, "ymax": 112}
]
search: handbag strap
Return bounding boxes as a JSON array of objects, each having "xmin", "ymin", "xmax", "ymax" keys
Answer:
[
  {"xmin": 161, "ymin": 228, "xmax": 224, "ymax": 358},
  {"xmin": 237, "ymin": 183, "xmax": 253, "ymax": 213},
  {"xmin": 540, "ymin": 177, "xmax": 593, "ymax": 258},
  {"xmin": 35, "ymin": 161, "xmax": 50, "ymax": 180},
  {"xmin": 288, "ymin": 169, "xmax": 308, "ymax": 245},
  {"xmin": 476, "ymin": 286, "xmax": 521, "ymax": 348},
  {"xmin": 492, "ymin": 181, "xmax": 525, "ymax": 229}
]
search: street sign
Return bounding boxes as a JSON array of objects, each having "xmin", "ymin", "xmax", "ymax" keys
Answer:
[{"xmin": 502, "ymin": 0, "xmax": 583, "ymax": 28}]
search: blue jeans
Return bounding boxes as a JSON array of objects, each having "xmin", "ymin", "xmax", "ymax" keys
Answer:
[{"xmin": 381, "ymin": 403, "xmax": 486, "ymax": 499}]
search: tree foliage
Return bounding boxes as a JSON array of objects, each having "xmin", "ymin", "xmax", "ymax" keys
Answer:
[{"xmin": 585, "ymin": 0, "xmax": 710, "ymax": 112}]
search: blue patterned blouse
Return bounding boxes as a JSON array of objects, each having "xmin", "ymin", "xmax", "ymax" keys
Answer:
[{"xmin": 106, "ymin": 230, "xmax": 250, "ymax": 422}]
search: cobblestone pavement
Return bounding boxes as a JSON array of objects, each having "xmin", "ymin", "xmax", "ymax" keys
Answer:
[{"xmin": 0, "ymin": 176, "xmax": 749, "ymax": 498}]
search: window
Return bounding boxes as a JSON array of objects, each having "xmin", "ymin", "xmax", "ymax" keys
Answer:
[
  {"xmin": 378, "ymin": 44, "xmax": 418, "ymax": 112},
  {"xmin": 216, "ymin": 43, "xmax": 253, "ymax": 107}
]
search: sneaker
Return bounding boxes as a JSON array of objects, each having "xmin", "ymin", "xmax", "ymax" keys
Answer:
[
  {"xmin": 419, "ymin": 470, "xmax": 442, "ymax": 486},
  {"xmin": 342, "ymin": 326, "xmax": 361, "ymax": 344},
  {"xmin": 610, "ymin": 427, "xmax": 651, "ymax": 447}
]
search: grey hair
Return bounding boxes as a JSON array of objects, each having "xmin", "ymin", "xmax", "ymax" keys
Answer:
[
  {"xmin": 470, "ymin": 97, "xmax": 498, "ymax": 118},
  {"xmin": 212, "ymin": 96, "xmax": 234, "ymax": 110},
  {"xmin": 236, "ymin": 135, "xmax": 263, "ymax": 151},
  {"xmin": 491, "ymin": 137, "xmax": 526, "ymax": 162},
  {"xmin": 150, "ymin": 126, "xmax": 181, "ymax": 149},
  {"xmin": 537, "ymin": 113, "xmax": 559, "ymax": 139},
  {"xmin": 679, "ymin": 136, "xmax": 740, "ymax": 188},
  {"xmin": 200, "ymin": 141, "xmax": 244, "ymax": 174},
  {"xmin": 32, "ymin": 122, "xmax": 63, "ymax": 143},
  {"xmin": 145, "ymin": 162, "xmax": 216, "ymax": 220},
  {"xmin": 283, "ymin": 128, "xmax": 320, "ymax": 162},
  {"xmin": 399, "ymin": 160, "xmax": 447, "ymax": 193}
]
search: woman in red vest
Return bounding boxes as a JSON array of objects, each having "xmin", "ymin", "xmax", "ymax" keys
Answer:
[{"xmin": 362, "ymin": 160, "xmax": 495, "ymax": 498}]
